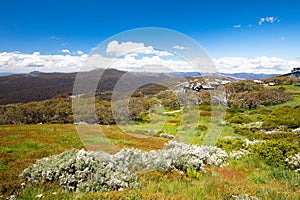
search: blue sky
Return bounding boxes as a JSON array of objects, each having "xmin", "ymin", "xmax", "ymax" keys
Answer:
[{"xmin": 0, "ymin": 0, "xmax": 300, "ymax": 73}]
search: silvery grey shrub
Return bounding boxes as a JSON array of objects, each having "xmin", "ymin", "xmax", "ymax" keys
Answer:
[
  {"xmin": 286, "ymin": 153, "xmax": 300, "ymax": 173},
  {"xmin": 231, "ymin": 193, "xmax": 259, "ymax": 200},
  {"xmin": 20, "ymin": 141, "xmax": 228, "ymax": 192},
  {"xmin": 229, "ymin": 149, "xmax": 251, "ymax": 160}
]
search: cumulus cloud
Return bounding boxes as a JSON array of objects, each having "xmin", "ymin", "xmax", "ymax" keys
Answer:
[
  {"xmin": 214, "ymin": 56, "xmax": 299, "ymax": 74},
  {"xmin": 173, "ymin": 45, "xmax": 186, "ymax": 50},
  {"xmin": 0, "ymin": 51, "xmax": 298, "ymax": 74},
  {"xmin": 0, "ymin": 52, "xmax": 88, "ymax": 73},
  {"xmin": 108, "ymin": 55, "xmax": 197, "ymax": 72},
  {"xmin": 61, "ymin": 49, "xmax": 71, "ymax": 54},
  {"xmin": 233, "ymin": 25, "xmax": 241, "ymax": 28},
  {"xmin": 106, "ymin": 40, "xmax": 172, "ymax": 57},
  {"xmin": 259, "ymin": 16, "xmax": 279, "ymax": 25},
  {"xmin": 77, "ymin": 50, "xmax": 84, "ymax": 55}
]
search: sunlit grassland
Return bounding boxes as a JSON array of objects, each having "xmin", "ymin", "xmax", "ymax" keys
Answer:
[
  {"xmin": 1, "ymin": 85, "xmax": 300, "ymax": 199},
  {"xmin": 15, "ymin": 156, "xmax": 300, "ymax": 200},
  {"xmin": 0, "ymin": 124, "xmax": 169, "ymax": 198},
  {"xmin": 120, "ymin": 105, "xmax": 241, "ymax": 146},
  {"xmin": 1, "ymin": 122, "xmax": 299, "ymax": 199}
]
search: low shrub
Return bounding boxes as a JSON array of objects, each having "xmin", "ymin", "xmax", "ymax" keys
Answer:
[
  {"xmin": 286, "ymin": 153, "xmax": 300, "ymax": 173},
  {"xmin": 159, "ymin": 132, "xmax": 175, "ymax": 139},
  {"xmin": 20, "ymin": 149, "xmax": 139, "ymax": 192},
  {"xmin": 229, "ymin": 149, "xmax": 251, "ymax": 160},
  {"xmin": 225, "ymin": 80, "xmax": 292, "ymax": 109},
  {"xmin": 248, "ymin": 108, "xmax": 271, "ymax": 115},
  {"xmin": 262, "ymin": 106, "xmax": 300, "ymax": 129},
  {"xmin": 197, "ymin": 124, "xmax": 208, "ymax": 131},
  {"xmin": 216, "ymin": 138, "xmax": 246, "ymax": 152},
  {"xmin": 186, "ymin": 168, "xmax": 201, "ymax": 179},
  {"xmin": 231, "ymin": 193, "xmax": 259, "ymax": 200},
  {"xmin": 233, "ymin": 126, "xmax": 300, "ymax": 145},
  {"xmin": 253, "ymin": 140, "xmax": 299, "ymax": 167},
  {"xmin": 20, "ymin": 141, "xmax": 228, "ymax": 192},
  {"xmin": 228, "ymin": 115, "xmax": 252, "ymax": 124},
  {"xmin": 264, "ymin": 76, "xmax": 300, "ymax": 85},
  {"xmin": 198, "ymin": 105, "xmax": 212, "ymax": 111}
]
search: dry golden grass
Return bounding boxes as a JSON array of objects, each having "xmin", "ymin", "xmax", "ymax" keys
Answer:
[{"xmin": 0, "ymin": 124, "xmax": 169, "ymax": 198}]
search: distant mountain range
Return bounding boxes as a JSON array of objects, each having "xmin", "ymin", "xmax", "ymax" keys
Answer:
[
  {"xmin": 0, "ymin": 71, "xmax": 280, "ymax": 80},
  {"xmin": 0, "ymin": 72, "xmax": 16, "ymax": 77},
  {"xmin": 0, "ymin": 69, "xmax": 172, "ymax": 105},
  {"xmin": 221, "ymin": 73, "xmax": 279, "ymax": 80},
  {"xmin": 0, "ymin": 69, "xmax": 281, "ymax": 105},
  {"xmin": 168, "ymin": 72, "xmax": 279, "ymax": 80}
]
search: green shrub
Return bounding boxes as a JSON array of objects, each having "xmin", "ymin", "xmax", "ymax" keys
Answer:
[
  {"xmin": 262, "ymin": 106, "xmax": 300, "ymax": 129},
  {"xmin": 186, "ymin": 168, "xmax": 201, "ymax": 179},
  {"xmin": 264, "ymin": 76, "xmax": 300, "ymax": 85},
  {"xmin": 248, "ymin": 109, "xmax": 271, "ymax": 115},
  {"xmin": 197, "ymin": 124, "xmax": 208, "ymax": 131},
  {"xmin": 228, "ymin": 114, "xmax": 252, "ymax": 124},
  {"xmin": 225, "ymin": 80, "xmax": 292, "ymax": 109},
  {"xmin": 199, "ymin": 105, "xmax": 212, "ymax": 111},
  {"xmin": 253, "ymin": 140, "xmax": 299, "ymax": 167},
  {"xmin": 216, "ymin": 138, "xmax": 246, "ymax": 152}
]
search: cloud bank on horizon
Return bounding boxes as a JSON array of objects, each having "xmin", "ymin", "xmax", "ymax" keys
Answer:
[{"xmin": 0, "ymin": 40, "xmax": 299, "ymax": 75}]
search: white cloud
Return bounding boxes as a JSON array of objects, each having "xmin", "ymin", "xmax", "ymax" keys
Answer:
[
  {"xmin": 77, "ymin": 50, "xmax": 84, "ymax": 55},
  {"xmin": 259, "ymin": 16, "xmax": 279, "ymax": 25},
  {"xmin": 233, "ymin": 25, "xmax": 241, "ymax": 28},
  {"xmin": 0, "ymin": 52, "xmax": 88, "ymax": 73},
  {"xmin": 173, "ymin": 45, "xmax": 186, "ymax": 50},
  {"xmin": 61, "ymin": 49, "xmax": 71, "ymax": 54},
  {"xmin": 106, "ymin": 40, "xmax": 172, "ymax": 57},
  {"xmin": 0, "ymin": 51, "xmax": 298, "ymax": 75},
  {"xmin": 108, "ymin": 55, "xmax": 197, "ymax": 72},
  {"xmin": 214, "ymin": 56, "xmax": 299, "ymax": 74}
]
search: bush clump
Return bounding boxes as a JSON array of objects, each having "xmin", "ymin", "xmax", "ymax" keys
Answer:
[
  {"xmin": 286, "ymin": 153, "xmax": 300, "ymax": 173},
  {"xmin": 264, "ymin": 76, "xmax": 300, "ymax": 85},
  {"xmin": 20, "ymin": 141, "xmax": 228, "ymax": 192},
  {"xmin": 228, "ymin": 114, "xmax": 252, "ymax": 124},
  {"xmin": 20, "ymin": 149, "xmax": 139, "ymax": 192},
  {"xmin": 253, "ymin": 140, "xmax": 299, "ymax": 167},
  {"xmin": 216, "ymin": 138, "xmax": 246, "ymax": 152},
  {"xmin": 262, "ymin": 106, "xmax": 300, "ymax": 129},
  {"xmin": 225, "ymin": 80, "xmax": 292, "ymax": 109}
]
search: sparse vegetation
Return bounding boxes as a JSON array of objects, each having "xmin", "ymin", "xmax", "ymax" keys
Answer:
[{"xmin": 264, "ymin": 76, "xmax": 300, "ymax": 85}]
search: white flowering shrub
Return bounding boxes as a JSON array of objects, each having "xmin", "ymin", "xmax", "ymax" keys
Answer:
[
  {"xmin": 20, "ymin": 149, "xmax": 139, "ymax": 192},
  {"xmin": 230, "ymin": 149, "xmax": 251, "ymax": 160},
  {"xmin": 20, "ymin": 141, "xmax": 228, "ymax": 192},
  {"xmin": 286, "ymin": 153, "xmax": 300, "ymax": 173},
  {"xmin": 159, "ymin": 132, "xmax": 175, "ymax": 139},
  {"xmin": 243, "ymin": 139, "xmax": 263, "ymax": 147},
  {"xmin": 231, "ymin": 193, "xmax": 259, "ymax": 200}
]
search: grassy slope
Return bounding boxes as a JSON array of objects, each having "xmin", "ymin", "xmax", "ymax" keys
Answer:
[{"xmin": 1, "ymin": 85, "xmax": 300, "ymax": 199}]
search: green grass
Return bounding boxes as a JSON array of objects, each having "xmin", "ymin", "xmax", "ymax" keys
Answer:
[
  {"xmin": 1, "ymin": 123, "xmax": 299, "ymax": 199},
  {"xmin": 219, "ymin": 125, "xmax": 244, "ymax": 139},
  {"xmin": 1, "ymin": 85, "xmax": 300, "ymax": 199}
]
